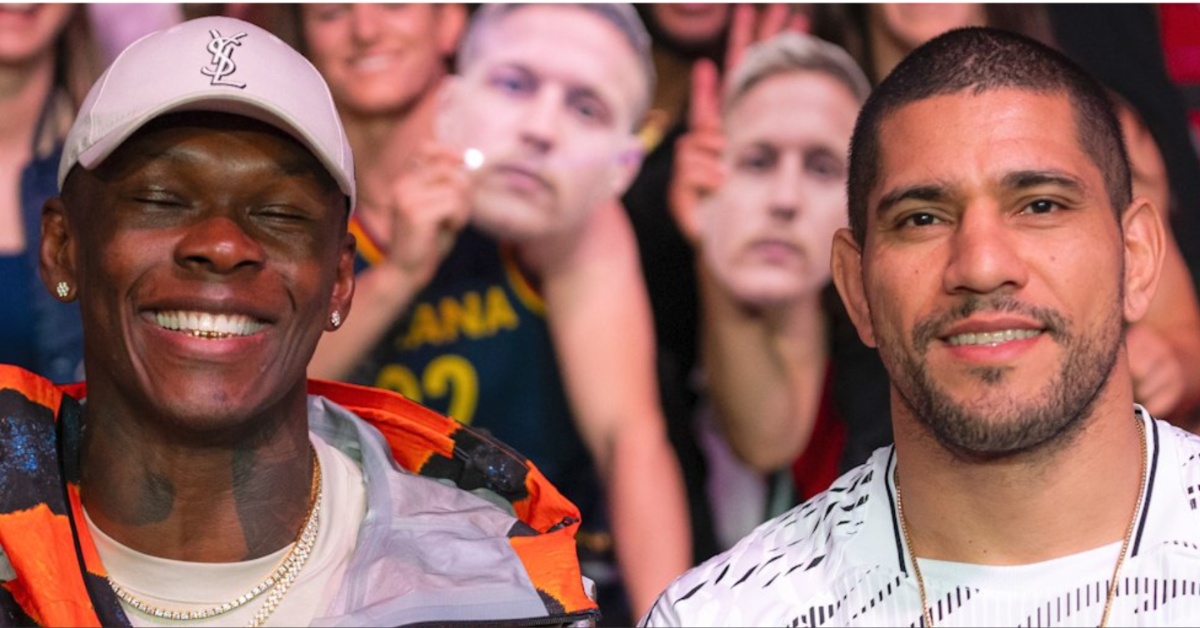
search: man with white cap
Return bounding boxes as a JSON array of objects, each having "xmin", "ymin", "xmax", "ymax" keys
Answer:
[{"xmin": 0, "ymin": 16, "xmax": 597, "ymax": 627}]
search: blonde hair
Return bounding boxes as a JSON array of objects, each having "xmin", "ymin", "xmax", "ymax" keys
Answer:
[{"xmin": 723, "ymin": 32, "xmax": 871, "ymax": 118}]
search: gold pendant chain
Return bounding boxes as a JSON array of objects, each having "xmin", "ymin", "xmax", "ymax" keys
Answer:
[
  {"xmin": 107, "ymin": 443, "xmax": 322, "ymax": 627},
  {"xmin": 894, "ymin": 418, "xmax": 1147, "ymax": 628}
]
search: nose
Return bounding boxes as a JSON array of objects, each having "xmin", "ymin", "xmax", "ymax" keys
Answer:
[
  {"xmin": 518, "ymin": 87, "xmax": 562, "ymax": 155},
  {"xmin": 174, "ymin": 215, "xmax": 266, "ymax": 276},
  {"xmin": 941, "ymin": 205, "xmax": 1028, "ymax": 295},
  {"xmin": 768, "ymin": 153, "xmax": 802, "ymax": 221},
  {"xmin": 350, "ymin": 4, "xmax": 380, "ymax": 44}
]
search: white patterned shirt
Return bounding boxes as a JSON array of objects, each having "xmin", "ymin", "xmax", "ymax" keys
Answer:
[{"xmin": 642, "ymin": 407, "xmax": 1200, "ymax": 627}]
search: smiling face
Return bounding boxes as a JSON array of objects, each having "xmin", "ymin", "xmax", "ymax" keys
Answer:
[
  {"xmin": 302, "ymin": 3, "xmax": 463, "ymax": 118},
  {"xmin": 648, "ymin": 3, "xmax": 730, "ymax": 51},
  {"xmin": 839, "ymin": 89, "xmax": 1130, "ymax": 455},
  {"xmin": 701, "ymin": 71, "xmax": 857, "ymax": 308},
  {"xmin": 441, "ymin": 5, "xmax": 645, "ymax": 242},
  {"xmin": 49, "ymin": 113, "xmax": 353, "ymax": 435},
  {"xmin": 0, "ymin": 3, "xmax": 72, "ymax": 67}
]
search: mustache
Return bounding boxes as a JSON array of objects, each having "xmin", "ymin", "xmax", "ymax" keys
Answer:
[{"xmin": 911, "ymin": 295, "xmax": 1069, "ymax": 353}]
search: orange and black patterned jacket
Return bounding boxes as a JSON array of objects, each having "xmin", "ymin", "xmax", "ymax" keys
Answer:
[{"xmin": 0, "ymin": 365, "xmax": 599, "ymax": 626}]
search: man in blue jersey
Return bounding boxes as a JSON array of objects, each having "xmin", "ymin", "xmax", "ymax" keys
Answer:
[
  {"xmin": 645, "ymin": 27, "xmax": 1200, "ymax": 627},
  {"xmin": 329, "ymin": 4, "xmax": 690, "ymax": 622}
]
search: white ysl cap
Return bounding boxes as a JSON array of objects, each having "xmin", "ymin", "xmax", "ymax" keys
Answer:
[{"xmin": 59, "ymin": 15, "xmax": 356, "ymax": 209}]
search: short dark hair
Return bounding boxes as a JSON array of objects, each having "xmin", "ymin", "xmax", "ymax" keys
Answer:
[{"xmin": 846, "ymin": 27, "xmax": 1131, "ymax": 246}]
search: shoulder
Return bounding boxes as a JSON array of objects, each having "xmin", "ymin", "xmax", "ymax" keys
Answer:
[
  {"xmin": 642, "ymin": 453, "xmax": 890, "ymax": 626},
  {"xmin": 305, "ymin": 385, "xmax": 599, "ymax": 623},
  {"xmin": 1154, "ymin": 415, "xmax": 1200, "ymax": 505}
]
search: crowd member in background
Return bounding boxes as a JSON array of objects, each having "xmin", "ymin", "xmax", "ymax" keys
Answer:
[
  {"xmin": 289, "ymin": 3, "xmax": 473, "ymax": 381},
  {"xmin": 0, "ymin": 4, "xmax": 98, "ymax": 383},
  {"xmin": 290, "ymin": 4, "xmax": 689, "ymax": 622},
  {"xmin": 5, "ymin": 16, "xmax": 596, "ymax": 626},
  {"xmin": 812, "ymin": 2, "xmax": 1200, "ymax": 427},
  {"xmin": 809, "ymin": 3, "xmax": 1054, "ymax": 84},
  {"xmin": 667, "ymin": 31, "xmax": 875, "ymax": 549},
  {"xmin": 644, "ymin": 27, "xmax": 1200, "ymax": 626},
  {"xmin": 625, "ymin": 3, "xmax": 872, "ymax": 564}
]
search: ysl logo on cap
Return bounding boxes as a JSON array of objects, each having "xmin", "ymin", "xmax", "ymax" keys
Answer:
[{"xmin": 201, "ymin": 30, "xmax": 247, "ymax": 88}]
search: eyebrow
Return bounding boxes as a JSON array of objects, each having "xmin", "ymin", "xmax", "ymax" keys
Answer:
[
  {"xmin": 1000, "ymin": 170, "xmax": 1086, "ymax": 195},
  {"xmin": 495, "ymin": 61, "xmax": 619, "ymax": 123},
  {"xmin": 875, "ymin": 184, "xmax": 952, "ymax": 218}
]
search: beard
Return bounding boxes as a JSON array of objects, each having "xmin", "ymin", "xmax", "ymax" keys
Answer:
[{"xmin": 876, "ymin": 294, "xmax": 1123, "ymax": 458}]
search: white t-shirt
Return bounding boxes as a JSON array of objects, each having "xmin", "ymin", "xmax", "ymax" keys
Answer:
[
  {"xmin": 86, "ymin": 433, "xmax": 367, "ymax": 627},
  {"xmin": 642, "ymin": 408, "xmax": 1200, "ymax": 627}
]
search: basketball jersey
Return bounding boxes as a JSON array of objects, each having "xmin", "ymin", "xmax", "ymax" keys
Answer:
[{"xmin": 350, "ymin": 222, "xmax": 606, "ymax": 540}]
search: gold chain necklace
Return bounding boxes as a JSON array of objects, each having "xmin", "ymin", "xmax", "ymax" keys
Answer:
[
  {"xmin": 894, "ymin": 418, "xmax": 1146, "ymax": 627},
  {"xmin": 107, "ymin": 444, "xmax": 322, "ymax": 628}
]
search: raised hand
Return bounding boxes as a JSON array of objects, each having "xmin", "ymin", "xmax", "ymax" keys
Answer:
[
  {"xmin": 669, "ymin": 4, "xmax": 807, "ymax": 240},
  {"xmin": 724, "ymin": 3, "xmax": 807, "ymax": 71},
  {"xmin": 669, "ymin": 57, "xmax": 724, "ymax": 241},
  {"xmin": 384, "ymin": 141, "xmax": 471, "ymax": 288}
]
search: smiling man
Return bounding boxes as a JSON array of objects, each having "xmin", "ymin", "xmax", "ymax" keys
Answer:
[
  {"xmin": 643, "ymin": 27, "xmax": 1200, "ymax": 627},
  {"xmin": 0, "ymin": 16, "xmax": 597, "ymax": 627}
]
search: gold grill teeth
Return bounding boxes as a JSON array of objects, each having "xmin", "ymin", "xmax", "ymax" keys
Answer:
[{"xmin": 186, "ymin": 329, "xmax": 234, "ymax": 340}]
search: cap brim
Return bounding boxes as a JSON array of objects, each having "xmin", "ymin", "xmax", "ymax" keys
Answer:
[{"xmin": 75, "ymin": 94, "xmax": 355, "ymax": 206}]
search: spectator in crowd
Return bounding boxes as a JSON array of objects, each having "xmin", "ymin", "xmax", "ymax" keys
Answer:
[
  {"xmin": 667, "ymin": 31, "xmax": 876, "ymax": 548},
  {"xmin": 292, "ymin": 4, "xmax": 473, "ymax": 381},
  {"xmin": 5, "ymin": 15, "xmax": 598, "ymax": 627},
  {"xmin": 291, "ymin": 4, "xmax": 690, "ymax": 622},
  {"xmin": 810, "ymin": 3, "xmax": 1054, "ymax": 84},
  {"xmin": 627, "ymin": 3, "xmax": 891, "ymax": 564},
  {"xmin": 643, "ymin": 27, "xmax": 1200, "ymax": 626},
  {"xmin": 0, "ymin": 4, "xmax": 99, "ymax": 383}
]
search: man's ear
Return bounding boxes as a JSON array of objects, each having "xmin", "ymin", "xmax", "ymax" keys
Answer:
[
  {"xmin": 830, "ymin": 228, "xmax": 877, "ymax": 347},
  {"xmin": 327, "ymin": 231, "xmax": 357, "ymax": 332},
  {"xmin": 1121, "ymin": 197, "xmax": 1165, "ymax": 324},
  {"xmin": 40, "ymin": 197, "xmax": 78, "ymax": 301}
]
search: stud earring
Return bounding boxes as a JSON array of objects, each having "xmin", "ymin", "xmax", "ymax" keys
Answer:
[
  {"xmin": 55, "ymin": 281, "xmax": 70, "ymax": 299},
  {"xmin": 330, "ymin": 311, "xmax": 342, "ymax": 329}
]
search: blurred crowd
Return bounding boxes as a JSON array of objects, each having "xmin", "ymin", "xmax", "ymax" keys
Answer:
[{"xmin": 5, "ymin": 4, "xmax": 1200, "ymax": 625}]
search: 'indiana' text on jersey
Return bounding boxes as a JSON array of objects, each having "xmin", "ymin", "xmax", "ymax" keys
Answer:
[{"xmin": 349, "ymin": 224, "xmax": 607, "ymax": 555}]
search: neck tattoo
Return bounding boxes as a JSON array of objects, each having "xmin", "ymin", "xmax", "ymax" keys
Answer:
[
  {"xmin": 107, "ymin": 443, "xmax": 323, "ymax": 628},
  {"xmin": 894, "ymin": 417, "xmax": 1147, "ymax": 627}
]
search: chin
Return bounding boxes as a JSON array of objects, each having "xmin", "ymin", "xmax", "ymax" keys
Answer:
[
  {"xmin": 721, "ymin": 275, "xmax": 814, "ymax": 310},
  {"xmin": 138, "ymin": 372, "xmax": 297, "ymax": 436},
  {"xmin": 731, "ymin": 287, "xmax": 804, "ymax": 310},
  {"xmin": 471, "ymin": 197, "xmax": 555, "ymax": 243}
]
